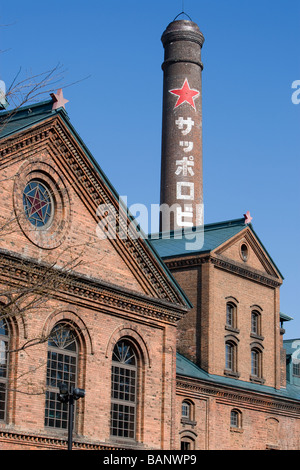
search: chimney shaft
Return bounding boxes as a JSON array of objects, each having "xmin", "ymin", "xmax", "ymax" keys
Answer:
[{"xmin": 160, "ymin": 20, "xmax": 205, "ymax": 232}]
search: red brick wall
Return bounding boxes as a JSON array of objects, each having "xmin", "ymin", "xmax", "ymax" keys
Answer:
[
  {"xmin": 0, "ymin": 148, "xmax": 144, "ymax": 293},
  {"xmin": 0, "ymin": 125, "xmax": 181, "ymax": 450},
  {"xmin": 176, "ymin": 381, "xmax": 300, "ymax": 450},
  {"xmin": 169, "ymin": 255, "xmax": 282, "ymax": 388},
  {"xmin": 0, "ymin": 280, "xmax": 179, "ymax": 450}
]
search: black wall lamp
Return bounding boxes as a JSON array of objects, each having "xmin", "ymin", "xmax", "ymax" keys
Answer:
[{"xmin": 58, "ymin": 383, "xmax": 85, "ymax": 450}]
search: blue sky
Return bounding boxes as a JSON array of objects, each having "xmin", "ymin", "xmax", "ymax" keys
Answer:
[{"xmin": 1, "ymin": 0, "xmax": 299, "ymax": 339}]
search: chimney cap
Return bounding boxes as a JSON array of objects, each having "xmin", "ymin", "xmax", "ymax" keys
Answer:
[{"xmin": 161, "ymin": 19, "xmax": 204, "ymax": 47}]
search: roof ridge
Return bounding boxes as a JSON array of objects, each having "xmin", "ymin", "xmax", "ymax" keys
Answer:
[
  {"xmin": 149, "ymin": 217, "xmax": 246, "ymax": 240},
  {"xmin": 0, "ymin": 99, "xmax": 65, "ymax": 139},
  {"xmin": 0, "ymin": 98, "xmax": 53, "ymax": 119}
]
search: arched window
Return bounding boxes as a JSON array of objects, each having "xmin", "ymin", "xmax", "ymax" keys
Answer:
[
  {"xmin": 225, "ymin": 341, "xmax": 236, "ymax": 372},
  {"xmin": 230, "ymin": 409, "xmax": 242, "ymax": 429},
  {"xmin": 251, "ymin": 348, "xmax": 262, "ymax": 378},
  {"xmin": 251, "ymin": 310, "xmax": 261, "ymax": 336},
  {"xmin": 0, "ymin": 318, "xmax": 9, "ymax": 421},
  {"xmin": 226, "ymin": 302, "xmax": 237, "ymax": 329},
  {"xmin": 44, "ymin": 322, "xmax": 79, "ymax": 429},
  {"xmin": 181, "ymin": 436, "xmax": 195, "ymax": 450},
  {"xmin": 110, "ymin": 340, "xmax": 138, "ymax": 440},
  {"xmin": 181, "ymin": 399, "xmax": 195, "ymax": 424},
  {"xmin": 182, "ymin": 400, "xmax": 191, "ymax": 420}
]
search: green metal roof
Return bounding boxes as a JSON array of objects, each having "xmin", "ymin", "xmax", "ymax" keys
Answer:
[
  {"xmin": 0, "ymin": 99, "xmax": 55, "ymax": 138},
  {"xmin": 149, "ymin": 219, "xmax": 284, "ymax": 279},
  {"xmin": 280, "ymin": 312, "xmax": 294, "ymax": 323},
  {"xmin": 149, "ymin": 218, "xmax": 248, "ymax": 258},
  {"xmin": 176, "ymin": 352, "xmax": 300, "ymax": 401}
]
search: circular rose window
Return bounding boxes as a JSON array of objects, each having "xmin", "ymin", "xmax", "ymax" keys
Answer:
[
  {"xmin": 14, "ymin": 157, "xmax": 71, "ymax": 249},
  {"xmin": 23, "ymin": 180, "xmax": 53, "ymax": 228}
]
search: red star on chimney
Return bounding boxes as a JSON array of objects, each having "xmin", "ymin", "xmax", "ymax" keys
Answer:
[{"xmin": 169, "ymin": 78, "xmax": 200, "ymax": 110}]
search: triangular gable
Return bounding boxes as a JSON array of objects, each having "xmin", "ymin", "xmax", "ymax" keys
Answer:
[
  {"xmin": 149, "ymin": 219, "xmax": 283, "ymax": 286},
  {"xmin": 0, "ymin": 100, "xmax": 191, "ymax": 309},
  {"xmin": 212, "ymin": 225, "xmax": 283, "ymax": 281}
]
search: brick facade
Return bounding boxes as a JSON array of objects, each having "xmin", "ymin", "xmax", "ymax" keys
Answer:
[
  {"xmin": 161, "ymin": 229, "xmax": 300, "ymax": 450},
  {"xmin": 0, "ymin": 96, "xmax": 299, "ymax": 451},
  {"xmin": 0, "ymin": 104, "xmax": 189, "ymax": 450},
  {"xmin": 176, "ymin": 375, "xmax": 300, "ymax": 450}
]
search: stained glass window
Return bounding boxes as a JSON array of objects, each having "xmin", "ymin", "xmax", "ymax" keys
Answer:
[{"xmin": 23, "ymin": 180, "xmax": 53, "ymax": 227}]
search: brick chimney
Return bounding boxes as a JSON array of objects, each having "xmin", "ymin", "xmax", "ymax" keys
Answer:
[{"xmin": 160, "ymin": 19, "xmax": 205, "ymax": 232}]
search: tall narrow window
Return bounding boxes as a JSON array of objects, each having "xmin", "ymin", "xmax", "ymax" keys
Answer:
[
  {"xmin": 250, "ymin": 344, "xmax": 264, "ymax": 383},
  {"xmin": 230, "ymin": 409, "xmax": 242, "ymax": 429},
  {"xmin": 0, "ymin": 319, "xmax": 9, "ymax": 421},
  {"xmin": 225, "ymin": 342, "xmax": 235, "ymax": 371},
  {"xmin": 111, "ymin": 340, "xmax": 137, "ymax": 440},
  {"xmin": 251, "ymin": 311, "xmax": 258, "ymax": 334},
  {"xmin": 251, "ymin": 348, "xmax": 261, "ymax": 377},
  {"xmin": 251, "ymin": 310, "xmax": 262, "ymax": 336},
  {"xmin": 182, "ymin": 401, "xmax": 191, "ymax": 420},
  {"xmin": 45, "ymin": 323, "xmax": 78, "ymax": 429},
  {"xmin": 226, "ymin": 302, "xmax": 238, "ymax": 331},
  {"xmin": 226, "ymin": 303, "xmax": 234, "ymax": 327},
  {"xmin": 225, "ymin": 338, "xmax": 240, "ymax": 378}
]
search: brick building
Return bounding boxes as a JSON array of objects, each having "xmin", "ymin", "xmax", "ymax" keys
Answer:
[
  {"xmin": 151, "ymin": 221, "xmax": 300, "ymax": 450},
  {"xmin": 0, "ymin": 18, "xmax": 299, "ymax": 451}
]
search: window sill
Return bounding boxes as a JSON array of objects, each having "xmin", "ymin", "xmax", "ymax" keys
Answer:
[
  {"xmin": 250, "ymin": 375, "xmax": 265, "ymax": 384},
  {"xmin": 224, "ymin": 369, "xmax": 240, "ymax": 379},
  {"xmin": 109, "ymin": 436, "xmax": 144, "ymax": 449},
  {"xmin": 250, "ymin": 333, "xmax": 264, "ymax": 341},
  {"xmin": 181, "ymin": 418, "xmax": 197, "ymax": 428},
  {"xmin": 230, "ymin": 427, "xmax": 243, "ymax": 433},
  {"xmin": 225, "ymin": 325, "xmax": 240, "ymax": 334}
]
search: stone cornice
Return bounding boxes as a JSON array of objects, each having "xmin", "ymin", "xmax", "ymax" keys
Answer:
[
  {"xmin": 164, "ymin": 254, "xmax": 281, "ymax": 288},
  {"xmin": 0, "ymin": 249, "xmax": 188, "ymax": 325},
  {"xmin": 177, "ymin": 376, "xmax": 300, "ymax": 417},
  {"xmin": 0, "ymin": 430, "xmax": 125, "ymax": 450},
  {"xmin": 164, "ymin": 253, "xmax": 209, "ymax": 269},
  {"xmin": 211, "ymin": 256, "xmax": 282, "ymax": 288}
]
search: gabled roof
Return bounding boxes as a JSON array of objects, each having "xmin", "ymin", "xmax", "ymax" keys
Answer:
[
  {"xmin": 149, "ymin": 218, "xmax": 283, "ymax": 279},
  {"xmin": 149, "ymin": 218, "xmax": 246, "ymax": 258},
  {"xmin": 0, "ymin": 99, "xmax": 55, "ymax": 138},
  {"xmin": 0, "ymin": 99, "xmax": 120, "ymax": 202},
  {"xmin": 0, "ymin": 99, "xmax": 192, "ymax": 310},
  {"xmin": 176, "ymin": 352, "xmax": 300, "ymax": 401}
]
